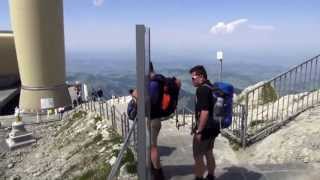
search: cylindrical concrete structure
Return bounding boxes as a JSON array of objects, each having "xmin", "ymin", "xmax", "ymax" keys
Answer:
[
  {"xmin": 9, "ymin": 0, "xmax": 71, "ymax": 112},
  {"xmin": 0, "ymin": 31, "xmax": 19, "ymax": 77}
]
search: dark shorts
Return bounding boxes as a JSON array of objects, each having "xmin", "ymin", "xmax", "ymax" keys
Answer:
[{"xmin": 193, "ymin": 135, "xmax": 216, "ymax": 157}]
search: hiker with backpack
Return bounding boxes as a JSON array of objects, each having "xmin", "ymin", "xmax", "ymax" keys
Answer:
[
  {"xmin": 127, "ymin": 89, "xmax": 138, "ymax": 122},
  {"xmin": 126, "ymin": 62, "xmax": 181, "ymax": 180},
  {"xmin": 149, "ymin": 62, "xmax": 181, "ymax": 180},
  {"xmin": 189, "ymin": 65, "xmax": 234, "ymax": 180}
]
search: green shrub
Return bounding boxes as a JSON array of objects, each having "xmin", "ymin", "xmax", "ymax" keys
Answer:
[
  {"xmin": 74, "ymin": 163, "xmax": 111, "ymax": 180},
  {"xmin": 260, "ymin": 83, "xmax": 278, "ymax": 105},
  {"xmin": 72, "ymin": 111, "xmax": 88, "ymax": 120},
  {"xmin": 94, "ymin": 116, "xmax": 103, "ymax": 123},
  {"xmin": 125, "ymin": 161, "xmax": 137, "ymax": 174}
]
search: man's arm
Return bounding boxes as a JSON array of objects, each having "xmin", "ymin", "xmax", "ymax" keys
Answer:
[{"xmin": 197, "ymin": 110, "xmax": 209, "ymax": 132}]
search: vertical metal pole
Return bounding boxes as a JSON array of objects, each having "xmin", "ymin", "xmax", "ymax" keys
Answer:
[
  {"xmin": 287, "ymin": 71, "xmax": 292, "ymax": 118},
  {"xmin": 183, "ymin": 108, "xmax": 185, "ymax": 125},
  {"xmin": 121, "ymin": 114, "xmax": 124, "ymax": 138},
  {"xmin": 250, "ymin": 91, "xmax": 254, "ymax": 128},
  {"xmin": 106, "ymin": 103, "xmax": 109, "ymax": 119},
  {"xmin": 311, "ymin": 59, "xmax": 317, "ymax": 106},
  {"xmin": 175, "ymin": 110, "xmax": 179, "ymax": 128},
  {"xmin": 276, "ymin": 77, "xmax": 281, "ymax": 122},
  {"xmin": 292, "ymin": 68, "xmax": 298, "ymax": 115},
  {"xmin": 219, "ymin": 59, "xmax": 222, "ymax": 81},
  {"xmin": 271, "ymin": 81, "xmax": 276, "ymax": 122},
  {"xmin": 281, "ymin": 74, "xmax": 287, "ymax": 121},
  {"xmin": 242, "ymin": 93, "xmax": 249, "ymax": 148},
  {"xmin": 99, "ymin": 102, "xmax": 102, "ymax": 117},
  {"xmin": 255, "ymin": 88, "xmax": 260, "ymax": 131},
  {"xmin": 303, "ymin": 63, "xmax": 308, "ymax": 109},
  {"xmin": 315, "ymin": 58, "xmax": 319, "ymax": 103},
  {"xmin": 136, "ymin": 24, "xmax": 151, "ymax": 180}
]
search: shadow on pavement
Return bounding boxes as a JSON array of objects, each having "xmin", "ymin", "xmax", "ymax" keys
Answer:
[
  {"xmin": 159, "ymin": 145, "xmax": 176, "ymax": 157},
  {"xmin": 162, "ymin": 164, "xmax": 193, "ymax": 179},
  {"xmin": 217, "ymin": 166, "xmax": 265, "ymax": 180}
]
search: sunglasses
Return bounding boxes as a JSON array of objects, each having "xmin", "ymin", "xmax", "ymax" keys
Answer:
[{"xmin": 191, "ymin": 75, "xmax": 198, "ymax": 80}]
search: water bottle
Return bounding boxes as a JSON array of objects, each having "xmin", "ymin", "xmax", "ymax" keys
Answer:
[{"xmin": 214, "ymin": 97, "xmax": 224, "ymax": 127}]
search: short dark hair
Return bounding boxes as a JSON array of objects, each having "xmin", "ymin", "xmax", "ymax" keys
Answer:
[
  {"xmin": 189, "ymin": 65, "xmax": 207, "ymax": 79},
  {"xmin": 129, "ymin": 89, "xmax": 134, "ymax": 95}
]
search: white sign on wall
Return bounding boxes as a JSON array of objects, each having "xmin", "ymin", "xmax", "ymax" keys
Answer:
[{"xmin": 41, "ymin": 98, "xmax": 54, "ymax": 109}]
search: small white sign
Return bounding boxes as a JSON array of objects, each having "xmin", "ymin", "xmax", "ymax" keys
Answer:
[
  {"xmin": 41, "ymin": 98, "xmax": 54, "ymax": 109},
  {"xmin": 217, "ymin": 51, "xmax": 223, "ymax": 60}
]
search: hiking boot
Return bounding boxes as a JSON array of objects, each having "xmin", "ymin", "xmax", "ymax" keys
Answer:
[
  {"xmin": 205, "ymin": 174, "xmax": 215, "ymax": 180},
  {"xmin": 194, "ymin": 177, "xmax": 204, "ymax": 180},
  {"xmin": 152, "ymin": 168, "xmax": 165, "ymax": 180}
]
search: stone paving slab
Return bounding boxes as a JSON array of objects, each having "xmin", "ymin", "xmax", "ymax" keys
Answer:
[{"xmin": 157, "ymin": 120, "xmax": 320, "ymax": 180}]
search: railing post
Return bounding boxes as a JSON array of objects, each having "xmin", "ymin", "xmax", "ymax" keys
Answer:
[
  {"xmin": 182, "ymin": 107, "xmax": 186, "ymax": 126},
  {"xmin": 242, "ymin": 93, "xmax": 249, "ymax": 148},
  {"xmin": 106, "ymin": 102, "xmax": 109, "ymax": 120},
  {"xmin": 111, "ymin": 106, "xmax": 115, "ymax": 129},
  {"xmin": 121, "ymin": 114, "xmax": 125, "ymax": 139},
  {"xmin": 99, "ymin": 101, "xmax": 102, "ymax": 117}
]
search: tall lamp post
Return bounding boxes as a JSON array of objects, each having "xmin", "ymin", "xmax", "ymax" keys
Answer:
[{"xmin": 217, "ymin": 51, "xmax": 223, "ymax": 81}]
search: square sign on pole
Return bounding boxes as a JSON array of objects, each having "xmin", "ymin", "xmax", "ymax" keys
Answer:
[
  {"xmin": 136, "ymin": 24, "xmax": 151, "ymax": 180},
  {"xmin": 217, "ymin": 51, "xmax": 223, "ymax": 60}
]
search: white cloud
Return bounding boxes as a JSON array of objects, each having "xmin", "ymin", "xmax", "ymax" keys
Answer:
[
  {"xmin": 210, "ymin": 19, "xmax": 275, "ymax": 35},
  {"xmin": 93, "ymin": 0, "xmax": 104, "ymax": 7},
  {"xmin": 248, "ymin": 25, "xmax": 275, "ymax": 31},
  {"xmin": 210, "ymin": 18, "xmax": 248, "ymax": 35}
]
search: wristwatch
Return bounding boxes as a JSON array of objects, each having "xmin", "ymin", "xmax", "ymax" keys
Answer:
[{"xmin": 196, "ymin": 130, "xmax": 202, "ymax": 135}]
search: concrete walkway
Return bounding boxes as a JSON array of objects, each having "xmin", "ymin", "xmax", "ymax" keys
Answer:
[{"xmin": 158, "ymin": 120, "xmax": 320, "ymax": 180}]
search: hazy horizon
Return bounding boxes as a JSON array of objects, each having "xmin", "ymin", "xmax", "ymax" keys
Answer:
[{"xmin": 1, "ymin": 0, "xmax": 319, "ymax": 67}]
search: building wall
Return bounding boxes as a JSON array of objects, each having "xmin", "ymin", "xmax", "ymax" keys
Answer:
[{"xmin": 0, "ymin": 32, "xmax": 19, "ymax": 76}]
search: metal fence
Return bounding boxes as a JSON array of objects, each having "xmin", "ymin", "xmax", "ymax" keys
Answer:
[
  {"xmin": 77, "ymin": 97, "xmax": 138, "ymax": 180},
  {"xmin": 175, "ymin": 103, "xmax": 247, "ymax": 147},
  {"xmin": 175, "ymin": 54, "xmax": 320, "ymax": 148},
  {"xmin": 79, "ymin": 97, "xmax": 136, "ymax": 144},
  {"xmin": 243, "ymin": 54, "xmax": 320, "ymax": 145}
]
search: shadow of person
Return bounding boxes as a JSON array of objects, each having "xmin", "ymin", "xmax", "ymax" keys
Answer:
[
  {"xmin": 162, "ymin": 164, "xmax": 194, "ymax": 179},
  {"xmin": 158, "ymin": 145, "xmax": 176, "ymax": 157},
  {"xmin": 216, "ymin": 166, "xmax": 265, "ymax": 180}
]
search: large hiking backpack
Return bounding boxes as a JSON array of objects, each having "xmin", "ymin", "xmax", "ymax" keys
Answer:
[
  {"xmin": 151, "ymin": 74, "xmax": 180, "ymax": 118},
  {"xmin": 206, "ymin": 82, "xmax": 234, "ymax": 129}
]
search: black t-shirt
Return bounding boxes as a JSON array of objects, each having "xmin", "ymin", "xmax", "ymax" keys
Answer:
[{"xmin": 195, "ymin": 81, "xmax": 220, "ymax": 138}]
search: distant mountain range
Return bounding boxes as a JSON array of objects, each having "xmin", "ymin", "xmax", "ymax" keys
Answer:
[{"xmin": 66, "ymin": 58, "xmax": 287, "ymax": 110}]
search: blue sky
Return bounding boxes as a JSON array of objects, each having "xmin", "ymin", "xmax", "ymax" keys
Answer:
[{"xmin": 1, "ymin": 0, "xmax": 320, "ymax": 65}]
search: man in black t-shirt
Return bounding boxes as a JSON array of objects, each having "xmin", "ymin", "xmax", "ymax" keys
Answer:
[{"xmin": 189, "ymin": 65, "xmax": 220, "ymax": 180}]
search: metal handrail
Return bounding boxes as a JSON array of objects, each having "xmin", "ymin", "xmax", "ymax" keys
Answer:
[
  {"xmin": 247, "ymin": 54, "xmax": 320, "ymax": 95},
  {"xmin": 107, "ymin": 119, "xmax": 137, "ymax": 180}
]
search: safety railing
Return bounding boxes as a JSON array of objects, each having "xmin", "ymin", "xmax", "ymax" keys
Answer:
[
  {"xmin": 107, "ymin": 120, "xmax": 137, "ymax": 180},
  {"xmin": 238, "ymin": 54, "xmax": 320, "ymax": 145},
  {"xmin": 175, "ymin": 103, "xmax": 247, "ymax": 146},
  {"xmin": 174, "ymin": 55, "xmax": 320, "ymax": 147},
  {"xmin": 78, "ymin": 96, "xmax": 138, "ymax": 180}
]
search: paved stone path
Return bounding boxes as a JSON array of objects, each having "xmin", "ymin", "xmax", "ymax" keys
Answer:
[{"xmin": 158, "ymin": 120, "xmax": 320, "ymax": 180}]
